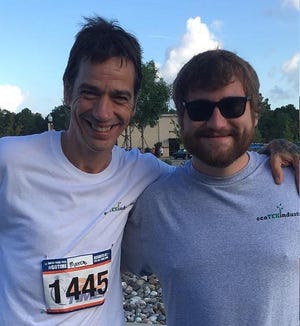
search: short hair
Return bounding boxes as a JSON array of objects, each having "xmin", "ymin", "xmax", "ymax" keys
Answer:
[
  {"xmin": 63, "ymin": 16, "xmax": 142, "ymax": 105},
  {"xmin": 173, "ymin": 49, "xmax": 260, "ymax": 127}
]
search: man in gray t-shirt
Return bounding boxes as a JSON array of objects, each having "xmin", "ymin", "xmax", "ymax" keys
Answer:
[{"xmin": 122, "ymin": 50, "xmax": 299, "ymax": 326}]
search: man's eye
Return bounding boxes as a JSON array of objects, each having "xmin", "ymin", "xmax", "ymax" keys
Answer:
[
  {"xmin": 80, "ymin": 90, "xmax": 98, "ymax": 100},
  {"xmin": 114, "ymin": 96, "xmax": 129, "ymax": 104}
]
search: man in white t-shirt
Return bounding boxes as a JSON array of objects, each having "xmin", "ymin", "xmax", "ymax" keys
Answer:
[{"xmin": 0, "ymin": 16, "xmax": 173, "ymax": 326}]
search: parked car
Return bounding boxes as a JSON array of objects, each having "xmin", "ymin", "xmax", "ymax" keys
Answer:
[
  {"xmin": 248, "ymin": 143, "xmax": 264, "ymax": 151},
  {"xmin": 172, "ymin": 149, "xmax": 191, "ymax": 159}
]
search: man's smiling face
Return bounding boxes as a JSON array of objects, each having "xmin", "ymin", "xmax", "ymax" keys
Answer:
[
  {"xmin": 183, "ymin": 78, "xmax": 258, "ymax": 175},
  {"xmin": 66, "ymin": 57, "xmax": 135, "ymax": 157}
]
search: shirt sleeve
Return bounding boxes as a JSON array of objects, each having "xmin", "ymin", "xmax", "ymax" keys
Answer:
[{"xmin": 121, "ymin": 189, "xmax": 154, "ymax": 276}]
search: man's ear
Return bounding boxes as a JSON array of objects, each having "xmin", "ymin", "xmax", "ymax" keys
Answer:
[{"xmin": 253, "ymin": 111, "xmax": 259, "ymax": 127}]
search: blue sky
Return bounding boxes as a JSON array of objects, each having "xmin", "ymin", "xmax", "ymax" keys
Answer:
[{"xmin": 0, "ymin": 0, "xmax": 298, "ymax": 117}]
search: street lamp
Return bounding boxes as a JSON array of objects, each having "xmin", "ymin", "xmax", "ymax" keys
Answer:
[{"xmin": 47, "ymin": 114, "xmax": 54, "ymax": 131}]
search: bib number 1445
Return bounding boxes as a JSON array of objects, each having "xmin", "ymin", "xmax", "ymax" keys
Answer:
[
  {"xmin": 49, "ymin": 270, "xmax": 108, "ymax": 304},
  {"xmin": 42, "ymin": 250, "xmax": 111, "ymax": 313}
]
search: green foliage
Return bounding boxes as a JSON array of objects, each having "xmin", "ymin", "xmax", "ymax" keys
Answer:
[
  {"xmin": 50, "ymin": 105, "xmax": 71, "ymax": 130},
  {"xmin": 0, "ymin": 105, "xmax": 71, "ymax": 137},
  {"xmin": 131, "ymin": 60, "xmax": 171, "ymax": 130},
  {"xmin": 129, "ymin": 60, "xmax": 171, "ymax": 150},
  {"xmin": 14, "ymin": 108, "xmax": 47, "ymax": 135},
  {"xmin": 0, "ymin": 108, "xmax": 47, "ymax": 137},
  {"xmin": 0, "ymin": 109, "xmax": 15, "ymax": 137},
  {"xmin": 257, "ymin": 102, "xmax": 299, "ymax": 142}
]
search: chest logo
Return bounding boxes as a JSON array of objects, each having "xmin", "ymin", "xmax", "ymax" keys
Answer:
[
  {"xmin": 104, "ymin": 201, "xmax": 133, "ymax": 215},
  {"xmin": 256, "ymin": 203, "xmax": 300, "ymax": 222}
]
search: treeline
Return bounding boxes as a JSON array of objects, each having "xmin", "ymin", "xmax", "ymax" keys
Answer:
[
  {"xmin": 255, "ymin": 99, "xmax": 299, "ymax": 143},
  {"xmin": 0, "ymin": 106, "xmax": 70, "ymax": 137},
  {"xmin": 0, "ymin": 101, "xmax": 299, "ymax": 143}
]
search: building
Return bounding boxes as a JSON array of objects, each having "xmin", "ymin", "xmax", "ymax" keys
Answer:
[{"xmin": 117, "ymin": 114, "xmax": 181, "ymax": 157}]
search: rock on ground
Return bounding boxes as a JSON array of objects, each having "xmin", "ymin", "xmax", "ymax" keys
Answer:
[{"xmin": 122, "ymin": 272, "xmax": 166, "ymax": 324}]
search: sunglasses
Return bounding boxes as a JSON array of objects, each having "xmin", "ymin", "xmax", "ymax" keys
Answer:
[{"xmin": 183, "ymin": 96, "xmax": 251, "ymax": 121}]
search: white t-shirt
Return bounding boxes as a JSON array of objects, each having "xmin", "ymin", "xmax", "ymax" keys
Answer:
[{"xmin": 0, "ymin": 131, "xmax": 172, "ymax": 325}]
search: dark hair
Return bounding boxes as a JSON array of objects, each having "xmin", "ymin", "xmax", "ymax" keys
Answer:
[
  {"xmin": 173, "ymin": 49, "xmax": 260, "ymax": 127},
  {"xmin": 63, "ymin": 16, "xmax": 142, "ymax": 105}
]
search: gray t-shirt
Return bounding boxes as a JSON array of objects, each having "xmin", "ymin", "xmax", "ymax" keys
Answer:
[{"xmin": 122, "ymin": 152, "xmax": 300, "ymax": 326}]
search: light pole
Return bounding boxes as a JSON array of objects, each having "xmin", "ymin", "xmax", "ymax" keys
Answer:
[{"xmin": 47, "ymin": 114, "xmax": 54, "ymax": 131}]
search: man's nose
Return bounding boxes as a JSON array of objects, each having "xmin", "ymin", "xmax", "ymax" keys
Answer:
[
  {"xmin": 93, "ymin": 96, "xmax": 111, "ymax": 120},
  {"xmin": 205, "ymin": 106, "xmax": 228, "ymax": 128}
]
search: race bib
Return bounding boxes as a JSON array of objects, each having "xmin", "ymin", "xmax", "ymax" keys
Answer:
[{"xmin": 42, "ymin": 250, "xmax": 111, "ymax": 313}]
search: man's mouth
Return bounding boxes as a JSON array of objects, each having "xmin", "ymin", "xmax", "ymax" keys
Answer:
[
  {"xmin": 91, "ymin": 123, "xmax": 112, "ymax": 132},
  {"xmin": 195, "ymin": 128, "xmax": 235, "ymax": 138},
  {"xmin": 206, "ymin": 134, "xmax": 231, "ymax": 138}
]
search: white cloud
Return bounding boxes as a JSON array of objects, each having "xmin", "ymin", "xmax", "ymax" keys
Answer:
[
  {"xmin": 269, "ymin": 53, "xmax": 299, "ymax": 107},
  {"xmin": 282, "ymin": 52, "xmax": 299, "ymax": 73},
  {"xmin": 160, "ymin": 17, "xmax": 221, "ymax": 83},
  {"xmin": 282, "ymin": 52, "xmax": 299, "ymax": 90},
  {"xmin": 282, "ymin": 0, "xmax": 299, "ymax": 10},
  {"xmin": 0, "ymin": 85, "xmax": 24, "ymax": 112}
]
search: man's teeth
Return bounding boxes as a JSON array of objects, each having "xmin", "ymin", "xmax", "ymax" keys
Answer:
[{"xmin": 92, "ymin": 124, "xmax": 111, "ymax": 132}]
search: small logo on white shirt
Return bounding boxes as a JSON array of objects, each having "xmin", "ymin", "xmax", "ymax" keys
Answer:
[{"xmin": 104, "ymin": 201, "xmax": 133, "ymax": 215}]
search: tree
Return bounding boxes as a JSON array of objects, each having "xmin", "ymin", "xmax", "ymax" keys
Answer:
[
  {"xmin": 272, "ymin": 105, "xmax": 299, "ymax": 141},
  {"xmin": 14, "ymin": 108, "xmax": 47, "ymax": 135},
  {"xmin": 130, "ymin": 60, "xmax": 170, "ymax": 150},
  {"xmin": 256, "ymin": 96, "xmax": 273, "ymax": 142},
  {"xmin": 257, "ymin": 99, "xmax": 299, "ymax": 142},
  {"xmin": 50, "ymin": 105, "xmax": 71, "ymax": 130},
  {"xmin": 0, "ymin": 109, "xmax": 15, "ymax": 137}
]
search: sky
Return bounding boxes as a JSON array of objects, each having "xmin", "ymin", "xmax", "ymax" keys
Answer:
[{"xmin": 0, "ymin": 0, "xmax": 299, "ymax": 118}]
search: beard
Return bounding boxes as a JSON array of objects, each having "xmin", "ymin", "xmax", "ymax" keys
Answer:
[{"xmin": 183, "ymin": 125, "xmax": 255, "ymax": 168}]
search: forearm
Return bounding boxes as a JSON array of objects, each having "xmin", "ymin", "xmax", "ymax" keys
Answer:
[{"xmin": 258, "ymin": 139, "xmax": 300, "ymax": 156}]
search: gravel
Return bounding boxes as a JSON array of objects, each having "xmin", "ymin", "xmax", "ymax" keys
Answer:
[{"xmin": 122, "ymin": 272, "xmax": 166, "ymax": 324}]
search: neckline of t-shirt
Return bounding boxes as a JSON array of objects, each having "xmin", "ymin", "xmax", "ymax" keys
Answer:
[
  {"xmin": 184, "ymin": 151, "xmax": 260, "ymax": 186},
  {"xmin": 49, "ymin": 130, "xmax": 118, "ymax": 181}
]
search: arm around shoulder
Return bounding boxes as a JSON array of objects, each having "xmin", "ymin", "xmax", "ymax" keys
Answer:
[{"xmin": 259, "ymin": 139, "xmax": 300, "ymax": 192}]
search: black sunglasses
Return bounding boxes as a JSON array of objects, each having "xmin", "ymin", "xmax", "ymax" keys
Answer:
[{"xmin": 183, "ymin": 96, "xmax": 251, "ymax": 121}]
